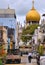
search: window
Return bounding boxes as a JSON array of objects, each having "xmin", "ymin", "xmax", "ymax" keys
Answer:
[
  {"xmin": 0, "ymin": 31, "xmax": 1, "ymax": 38},
  {"xmin": 0, "ymin": 31, "xmax": 2, "ymax": 39}
]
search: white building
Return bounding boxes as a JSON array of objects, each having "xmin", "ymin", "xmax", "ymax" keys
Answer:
[
  {"xmin": 33, "ymin": 14, "xmax": 45, "ymax": 45},
  {"xmin": 15, "ymin": 22, "xmax": 23, "ymax": 48},
  {"xmin": 0, "ymin": 7, "xmax": 19, "ymax": 49},
  {"xmin": 33, "ymin": 27, "xmax": 44, "ymax": 45}
]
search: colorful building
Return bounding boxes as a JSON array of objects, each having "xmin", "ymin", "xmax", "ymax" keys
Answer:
[{"xmin": 0, "ymin": 7, "xmax": 18, "ymax": 49}]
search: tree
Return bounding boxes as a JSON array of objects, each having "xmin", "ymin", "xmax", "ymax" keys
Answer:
[
  {"xmin": 37, "ymin": 44, "xmax": 44, "ymax": 56},
  {"xmin": 0, "ymin": 45, "xmax": 6, "ymax": 57},
  {"xmin": 0, "ymin": 44, "xmax": 7, "ymax": 65},
  {"xmin": 21, "ymin": 24, "xmax": 39, "ymax": 43},
  {"xmin": 0, "ymin": 59, "xmax": 2, "ymax": 65}
]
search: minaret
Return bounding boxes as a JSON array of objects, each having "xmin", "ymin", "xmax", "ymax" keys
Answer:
[
  {"xmin": 32, "ymin": 0, "xmax": 34, "ymax": 9},
  {"xmin": 15, "ymin": 22, "xmax": 19, "ymax": 49}
]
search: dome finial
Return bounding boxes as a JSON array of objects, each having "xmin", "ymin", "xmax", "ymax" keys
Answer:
[
  {"xmin": 8, "ymin": 4, "xmax": 10, "ymax": 9},
  {"xmin": 32, "ymin": 0, "xmax": 34, "ymax": 9}
]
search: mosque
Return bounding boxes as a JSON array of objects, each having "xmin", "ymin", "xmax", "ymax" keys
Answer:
[
  {"xmin": 26, "ymin": 0, "xmax": 40, "ymax": 25},
  {"xmin": 23, "ymin": 0, "xmax": 45, "ymax": 46},
  {"xmin": 20, "ymin": 0, "xmax": 45, "ymax": 46},
  {"xmin": 19, "ymin": 0, "xmax": 41, "ymax": 46},
  {"xmin": 0, "ymin": 0, "xmax": 45, "ymax": 52},
  {"xmin": 24, "ymin": 0, "xmax": 40, "ymax": 44},
  {"xmin": 19, "ymin": 0, "xmax": 41, "ymax": 53}
]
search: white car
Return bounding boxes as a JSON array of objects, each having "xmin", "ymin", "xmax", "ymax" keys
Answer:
[
  {"xmin": 6, "ymin": 49, "xmax": 21, "ymax": 64},
  {"xmin": 40, "ymin": 56, "xmax": 45, "ymax": 65}
]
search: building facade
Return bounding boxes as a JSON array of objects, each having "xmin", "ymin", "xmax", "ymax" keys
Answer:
[
  {"xmin": 0, "ymin": 26, "xmax": 7, "ymax": 43},
  {"xmin": 0, "ymin": 7, "xmax": 18, "ymax": 49},
  {"xmin": 25, "ymin": 0, "xmax": 41, "ymax": 45},
  {"xmin": 0, "ymin": 26, "xmax": 8, "ymax": 53}
]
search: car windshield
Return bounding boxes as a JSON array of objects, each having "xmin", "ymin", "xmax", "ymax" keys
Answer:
[
  {"xmin": 7, "ymin": 49, "xmax": 20, "ymax": 55},
  {"xmin": 14, "ymin": 50, "xmax": 20, "ymax": 55}
]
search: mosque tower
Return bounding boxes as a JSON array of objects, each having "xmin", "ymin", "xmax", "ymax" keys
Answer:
[{"xmin": 26, "ymin": 0, "xmax": 40, "ymax": 25}]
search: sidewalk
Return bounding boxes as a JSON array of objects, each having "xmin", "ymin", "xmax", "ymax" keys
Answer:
[{"xmin": 5, "ymin": 63, "xmax": 37, "ymax": 65}]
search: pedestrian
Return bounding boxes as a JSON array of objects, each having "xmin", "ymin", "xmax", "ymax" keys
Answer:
[
  {"xmin": 21, "ymin": 52, "xmax": 22, "ymax": 56},
  {"xmin": 37, "ymin": 53, "xmax": 40, "ymax": 65},
  {"xmin": 28, "ymin": 52, "xmax": 32, "ymax": 63}
]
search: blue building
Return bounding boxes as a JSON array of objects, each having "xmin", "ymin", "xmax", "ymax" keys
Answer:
[{"xmin": 0, "ymin": 7, "xmax": 17, "ymax": 49}]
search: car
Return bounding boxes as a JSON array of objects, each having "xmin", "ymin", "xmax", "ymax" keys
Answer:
[
  {"xmin": 5, "ymin": 49, "xmax": 21, "ymax": 64},
  {"xmin": 32, "ymin": 50, "xmax": 39, "ymax": 59},
  {"xmin": 40, "ymin": 56, "xmax": 45, "ymax": 65}
]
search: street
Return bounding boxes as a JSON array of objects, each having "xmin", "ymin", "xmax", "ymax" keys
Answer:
[
  {"xmin": 5, "ymin": 55, "xmax": 37, "ymax": 65},
  {"xmin": 5, "ymin": 63, "xmax": 37, "ymax": 65}
]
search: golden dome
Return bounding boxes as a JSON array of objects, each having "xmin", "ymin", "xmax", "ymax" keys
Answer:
[
  {"xmin": 26, "ymin": 0, "xmax": 40, "ymax": 22},
  {"xmin": 26, "ymin": 9, "xmax": 40, "ymax": 22}
]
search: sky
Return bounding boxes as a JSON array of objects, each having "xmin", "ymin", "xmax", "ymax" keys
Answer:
[{"xmin": 0, "ymin": 0, "xmax": 45, "ymax": 26}]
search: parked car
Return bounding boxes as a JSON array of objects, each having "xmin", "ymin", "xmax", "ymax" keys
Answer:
[
  {"xmin": 40, "ymin": 56, "xmax": 45, "ymax": 65},
  {"xmin": 31, "ymin": 51, "xmax": 40, "ymax": 65},
  {"xmin": 32, "ymin": 50, "xmax": 39, "ymax": 58},
  {"xmin": 5, "ymin": 49, "xmax": 21, "ymax": 64}
]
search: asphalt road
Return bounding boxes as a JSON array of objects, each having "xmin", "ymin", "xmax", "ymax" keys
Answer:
[
  {"xmin": 5, "ymin": 63, "xmax": 37, "ymax": 65},
  {"xmin": 5, "ymin": 55, "xmax": 37, "ymax": 65}
]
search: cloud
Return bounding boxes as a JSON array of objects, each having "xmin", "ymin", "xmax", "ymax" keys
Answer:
[
  {"xmin": 0, "ymin": 0, "xmax": 45, "ymax": 26},
  {"xmin": 10, "ymin": 0, "xmax": 32, "ymax": 15},
  {"xmin": 0, "ymin": 0, "xmax": 45, "ymax": 15},
  {"xmin": 9, "ymin": 0, "xmax": 45, "ymax": 16},
  {"xmin": 17, "ymin": 15, "xmax": 25, "ymax": 26}
]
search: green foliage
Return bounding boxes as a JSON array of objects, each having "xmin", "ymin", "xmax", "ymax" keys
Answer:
[
  {"xmin": 37, "ymin": 44, "xmax": 44, "ymax": 56},
  {"xmin": 0, "ymin": 59, "xmax": 2, "ymax": 65},
  {"xmin": 0, "ymin": 45, "xmax": 7, "ymax": 65},
  {"xmin": 0, "ymin": 45, "xmax": 2, "ymax": 49},
  {"xmin": 0, "ymin": 45, "xmax": 7, "ymax": 58},
  {"xmin": 21, "ymin": 24, "xmax": 39, "ymax": 42}
]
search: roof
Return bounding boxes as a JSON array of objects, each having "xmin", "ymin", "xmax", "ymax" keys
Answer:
[
  {"xmin": 42, "ymin": 14, "xmax": 45, "ymax": 16},
  {"xmin": 26, "ymin": 0, "xmax": 40, "ymax": 22},
  {"xmin": 26, "ymin": 9, "xmax": 40, "ymax": 22},
  {"xmin": 0, "ymin": 9, "xmax": 15, "ymax": 14},
  {"xmin": 0, "ymin": 9, "xmax": 16, "ymax": 18}
]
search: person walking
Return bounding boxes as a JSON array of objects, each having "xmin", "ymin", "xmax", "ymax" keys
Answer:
[
  {"xmin": 37, "ymin": 53, "xmax": 40, "ymax": 65},
  {"xmin": 28, "ymin": 52, "xmax": 32, "ymax": 63}
]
